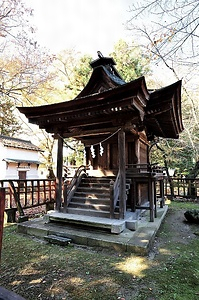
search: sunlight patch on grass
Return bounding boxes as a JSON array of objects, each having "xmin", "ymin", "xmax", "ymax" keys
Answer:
[
  {"xmin": 19, "ymin": 265, "xmax": 43, "ymax": 276},
  {"xmin": 68, "ymin": 276, "xmax": 84, "ymax": 285},
  {"xmin": 87, "ymin": 277, "xmax": 120, "ymax": 288},
  {"xmin": 115, "ymin": 256, "xmax": 148, "ymax": 277},
  {"xmin": 11, "ymin": 280, "xmax": 22, "ymax": 286},
  {"xmin": 165, "ymin": 199, "xmax": 171, "ymax": 205},
  {"xmin": 159, "ymin": 248, "xmax": 173, "ymax": 255},
  {"xmin": 29, "ymin": 278, "xmax": 44, "ymax": 284}
]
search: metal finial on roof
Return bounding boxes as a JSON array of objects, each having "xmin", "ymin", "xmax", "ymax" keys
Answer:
[{"xmin": 97, "ymin": 51, "xmax": 104, "ymax": 58}]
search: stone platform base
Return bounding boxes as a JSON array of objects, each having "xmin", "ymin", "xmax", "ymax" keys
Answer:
[{"xmin": 17, "ymin": 206, "xmax": 168, "ymax": 255}]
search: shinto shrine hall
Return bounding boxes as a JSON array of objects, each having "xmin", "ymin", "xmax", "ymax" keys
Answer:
[{"xmin": 18, "ymin": 54, "xmax": 183, "ymax": 234}]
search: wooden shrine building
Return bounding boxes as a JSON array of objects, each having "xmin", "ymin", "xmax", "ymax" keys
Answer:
[{"xmin": 18, "ymin": 54, "xmax": 183, "ymax": 226}]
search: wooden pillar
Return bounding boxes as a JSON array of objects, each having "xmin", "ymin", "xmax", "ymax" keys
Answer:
[
  {"xmin": 63, "ymin": 182, "xmax": 67, "ymax": 212},
  {"xmin": 160, "ymin": 179, "xmax": 165, "ymax": 208},
  {"xmin": 148, "ymin": 178, "xmax": 155, "ymax": 222},
  {"xmin": 118, "ymin": 129, "xmax": 126, "ymax": 219},
  {"xmin": 56, "ymin": 136, "xmax": 63, "ymax": 211},
  {"xmin": 0, "ymin": 188, "xmax": 5, "ymax": 262}
]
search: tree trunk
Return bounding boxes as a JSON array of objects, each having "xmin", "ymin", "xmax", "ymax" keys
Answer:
[
  {"xmin": 8, "ymin": 181, "xmax": 24, "ymax": 216},
  {"xmin": 163, "ymin": 157, "xmax": 174, "ymax": 199}
]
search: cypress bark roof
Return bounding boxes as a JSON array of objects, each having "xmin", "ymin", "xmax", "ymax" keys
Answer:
[{"xmin": 17, "ymin": 55, "xmax": 183, "ymax": 142}]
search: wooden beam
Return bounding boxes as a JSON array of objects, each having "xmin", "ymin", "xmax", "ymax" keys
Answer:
[
  {"xmin": 150, "ymin": 118, "xmax": 167, "ymax": 138},
  {"xmin": 56, "ymin": 136, "xmax": 63, "ymax": 211},
  {"xmin": 118, "ymin": 129, "xmax": 126, "ymax": 219},
  {"xmin": 0, "ymin": 188, "xmax": 5, "ymax": 262},
  {"xmin": 63, "ymin": 127, "xmax": 119, "ymax": 138},
  {"xmin": 145, "ymin": 103, "xmax": 172, "ymax": 116},
  {"xmin": 41, "ymin": 111, "xmax": 140, "ymax": 138},
  {"xmin": 38, "ymin": 109, "xmax": 138, "ymax": 130},
  {"xmin": 29, "ymin": 96, "xmax": 136, "ymax": 124}
]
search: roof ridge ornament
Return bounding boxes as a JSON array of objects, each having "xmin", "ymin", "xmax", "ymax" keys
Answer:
[
  {"xmin": 97, "ymin": 51, "xmax": 104, "ymax": 58},
  {"xmin": 90, "ymin": 55, "xmax": 116, "ymax": 69},
  {"xmin": 90, "ymin": 52, "xmax": 124, "ymax": 81}
]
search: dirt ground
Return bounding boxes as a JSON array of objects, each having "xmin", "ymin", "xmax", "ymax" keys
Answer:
[
  {"xmin": 149, "ymin": 206, "xmax": 199, "ymax": 259},
  {"xmin": 1, "ymin": 203, "xmax": 199, "ymax": 300}
]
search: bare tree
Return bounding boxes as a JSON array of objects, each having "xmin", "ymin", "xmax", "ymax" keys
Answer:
[
  {"xmin": 128, "ymin": 0, "xmax": 199, "ymax": 69},
  {"xmin": 0, "ymin": 0, "xmax": 33, "ymax": 46},
  {"xmin": 0, "ymin": 0, "xmax": 55, "ymax": 104},
  {"xmin": 0, "ymin": 0, "xmax": 57, "ymax": 176},
  {"xmin": 54, "ymin": 50, "xmax": 92, "ymax": 99},
  {"xmin": 127, "ymin": 0, "xmax": 199, "ymax": 174}
]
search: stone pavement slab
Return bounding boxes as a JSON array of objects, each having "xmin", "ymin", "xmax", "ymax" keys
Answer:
[
  {"xmin": 17, "ymin": 206, "xmax": 168, "ymax": 255},
  {"xmin": 44, "ymin": 211, "xmax": 126, "ymax": 233}
]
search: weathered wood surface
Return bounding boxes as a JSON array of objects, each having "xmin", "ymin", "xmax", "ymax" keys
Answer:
[
  {"xmin": 165, "ymin": 177, "xmax": 199, "ymax": 199},
  {"xmin": 56, "ymin": 136, "xmax": 63, "ymax": 211},
  {"xmin": 0, "ymin": 188, "xmax": 5, "ymax": 261},
  {"xmin": 18, "ymin": 59, "xmax": 183, "ymax": 141},
  {"xmin": 1, "ymin": 180, "xmax": 56, "ymax": 223},
  {"xmin": 0, "ymin": 179, "xmax": 56, "ymax": 211},
  {"xmin": 8, "ymin": 181, "xmax": 24, "ymax": 216},
  {"xmin": 118, "ymin": 129, "xmax": 126, "ymax": 219}
]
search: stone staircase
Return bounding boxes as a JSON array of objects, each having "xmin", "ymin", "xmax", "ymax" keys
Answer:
[{"xmin": 66, "ymin": 176, "xmax": 131, "ymax": 218}]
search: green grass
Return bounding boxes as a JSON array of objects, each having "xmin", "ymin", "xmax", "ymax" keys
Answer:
[
  {"xmin": 169, "ymin": 200, "xmax": 199, "ymax": 210},
  {"xmin": 0, "ymin": 201, "xmax": 199, "ymax": 300},
  {"xmin": 141, "ymin": 239, "xmax": 199, "ymax": 300}
]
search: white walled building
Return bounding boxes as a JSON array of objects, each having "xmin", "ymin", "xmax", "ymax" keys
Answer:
[{"xmin": 0, "ymin": 135, "xmax": 41, "ymax": 180}]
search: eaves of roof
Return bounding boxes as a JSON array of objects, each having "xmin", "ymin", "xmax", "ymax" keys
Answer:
[
  {"xmin": 3, "ymin": 158, "xmax": 40, "ymax": 164},
  {"xmin": 0, "ymin": 135, "xmax": 41, "ymax": 152},
  {"xmin": 144, "ymin": 80, "xmax": 183, "ymax": 139},
  {"xmin": 17, "ymin": 76, "xmax": 149, "ymax": 121}
]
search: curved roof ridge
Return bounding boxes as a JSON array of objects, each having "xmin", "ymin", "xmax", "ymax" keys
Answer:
[{"xmin": 75, "ymin": 65, "xmax": 126, "ymax": 99}]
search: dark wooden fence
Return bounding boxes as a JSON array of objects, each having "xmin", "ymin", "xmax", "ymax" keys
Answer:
[
  {"xmin": 164, "ymin": 177, "xmax": 199, "ymax": 199},
  {"xmin": 0, "ymin": 179, "xmax": 56, "ymax": 221},
  {"xmin": 1, "ymin": 176, "xmax": 198, "ymax": 223}
]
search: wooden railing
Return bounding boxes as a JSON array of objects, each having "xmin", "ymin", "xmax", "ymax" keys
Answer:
[
  {"xmin": 110, "ymin": 170, "xmax": 120, "ymax": 218},
  {"xmin": 0, "ymin": 179, "xmax": 56, "ymax": 214},
  {"xmin": 126, "ymin": 163, "xmax": 165, "ymax": 174},
  {"xmin": 64, "ymin": 165, "xmax": 88, "ymax": 208},
  {"xmin": 164, "ymin": 177, "xmax": 199, "ymax": 199}
]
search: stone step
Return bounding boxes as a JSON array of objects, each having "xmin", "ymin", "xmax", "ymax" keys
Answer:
[
  {"xmin": 79, "ymin": 181, "xmax": 110, "ymax": 188},
  {"xmin": 76, "ymin": 186, "xmax": 110, "ymax": 193},
  {"xmin": 77, "ymin": 185, "xmax": 130, "ymax": 193},
  {"xmin": 80, "ymin": 179, "xmax": 131, "ymax": 185},
  {"xmin": 71, "ymin": 196, "xmax": 110, "ymax": 204},
  {"xmin": 82, "ymin": 177, "xmax": 131, "ymax": 185},
  {"xmin": 44, "ymin": 234, "xmax": 72, "ymax": 246},
  {"xmin": 67, "ymin": 207, "xmax": 113, "ymax": 218},
  {"xmin": 44, "ymin": 211, "xmax": 125, "ymax": 233},
  {"xmin": 71, "ymin": 194, "xmax": 126, "ymax": 204},
  {"xmin": 83, "ymin": 176, "xmax": 131, "ymax": 181},
  {"xmin": 69, "ymin": 201, "xmax": 110, "ymax": 211},
  {"xmin": 67, "ymin": 175, "xmax": 131, "ymax": 219},
  {"xmin": 82, "ymin": 177, "xmax": 115, "ymax": 183},
  {"xmin": 73, "ymin": 190, "xmax": 110, "ymax": 197}
]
